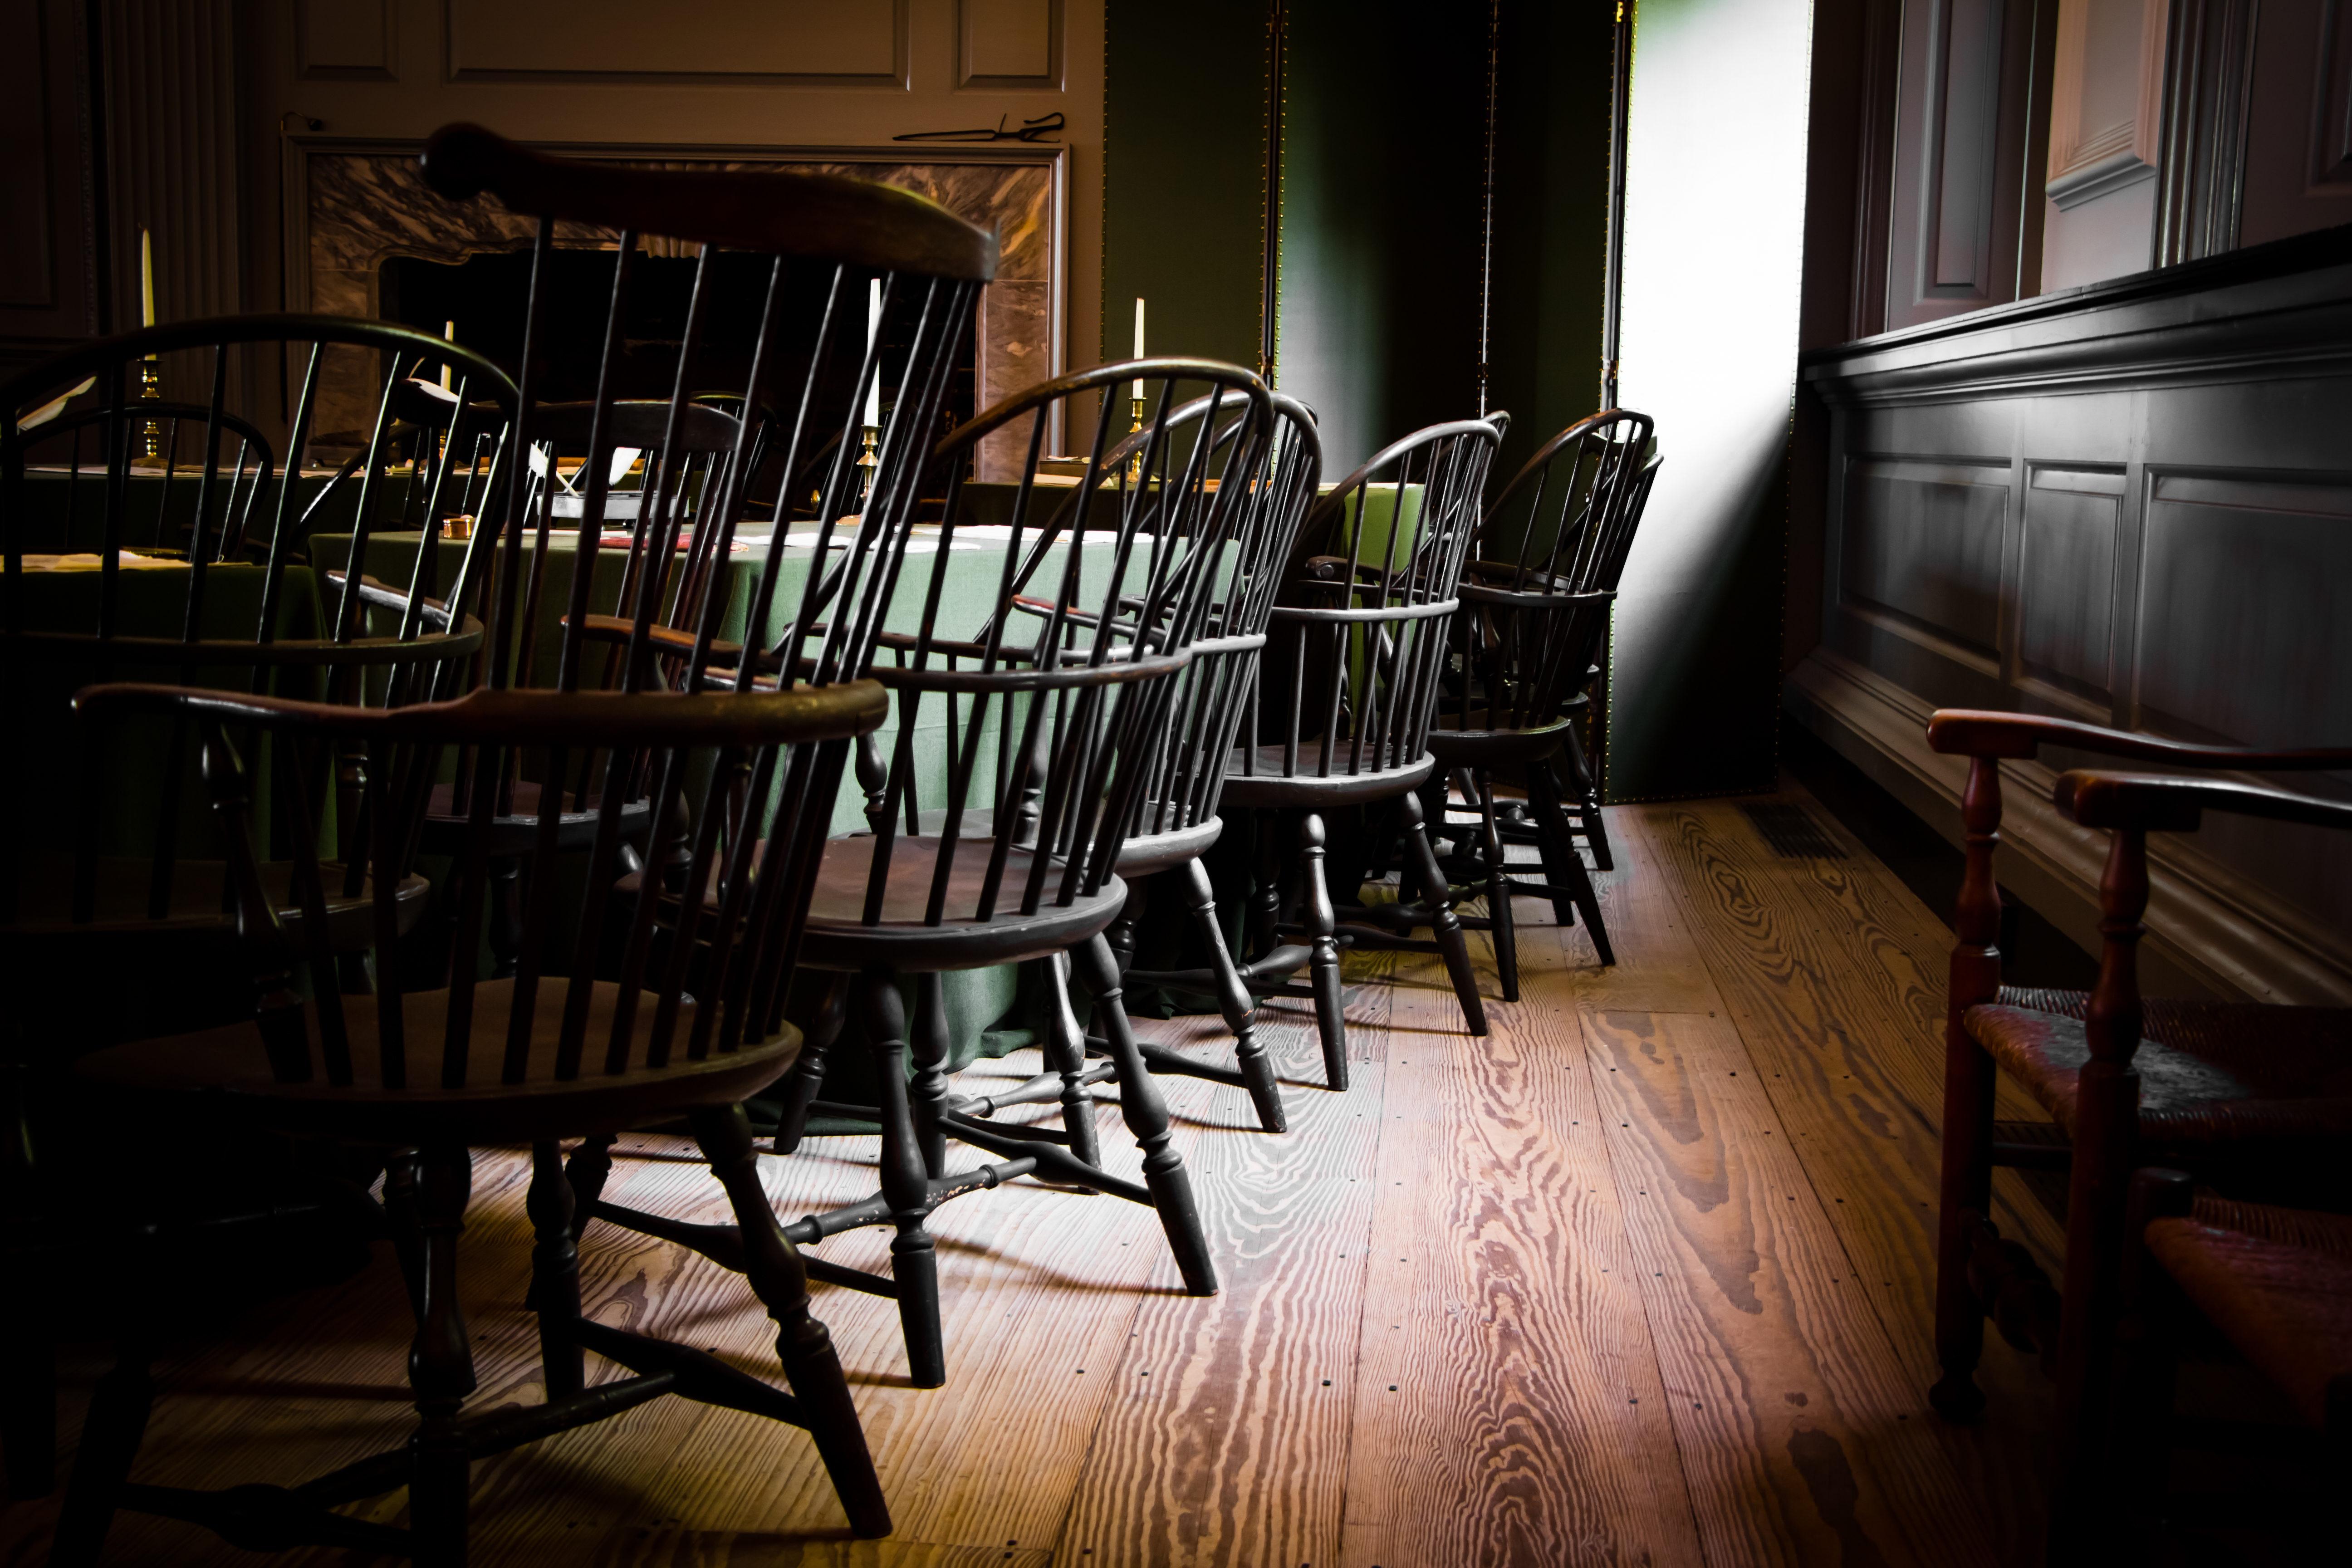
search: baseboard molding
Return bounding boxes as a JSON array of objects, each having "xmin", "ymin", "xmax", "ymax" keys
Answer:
[{"xmin": 1784, "ymin": 648, "xmax": 2352, "ymax": 1006}]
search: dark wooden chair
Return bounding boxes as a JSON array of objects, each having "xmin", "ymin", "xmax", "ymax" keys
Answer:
[
  {"xmin": 403, "ymin": 122, "xmax": 992, "ymax": 981},
  {"xmin": 14, "ymin": 402, "xmax": 276, "ymax": 558},
  {"xmin": 706, "ymin": 359, "xmax": 1263, "ymax": 1387},
  {"xmin": 973, "ymin": 387, "xmax": 1326, "ymax": 1138},
  {"xmin": 1918, "ymin": 727, "xmax": 2352, "ymax": 1556},
  {"xmin": 48, "ymin": 676, "xmax": 895, "ymax": 1564},
  {"xmin": 1421, "ymin": 409, "xmax": 1660, "ymax": 998},
  {"xmin": 1, "ymin": 314, "xmax": 515, "ymax": 1501},
  {"xmin": 2106, "ymin": 1165, "xmax": 2352, "ymax": 1558},
  {"xmin": 1215, "ymin": 415, "xmax": 1504, "ymax": 1083}
]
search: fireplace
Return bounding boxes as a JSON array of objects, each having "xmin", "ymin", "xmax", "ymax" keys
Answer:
[{"xmin": 287, "ymin": 139, "xmax": 1064, "ymax": 479}]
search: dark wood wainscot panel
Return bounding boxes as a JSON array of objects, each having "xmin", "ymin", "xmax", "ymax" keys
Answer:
[{"xmin": 1790, "ymin": 224, "xmax": 2352, "ymax": 1006}]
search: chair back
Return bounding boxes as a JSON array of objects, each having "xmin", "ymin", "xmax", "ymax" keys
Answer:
[
  {"xmin": 1442, "ymin": 408, "xmax": 1660, "ymax": 738},
  {"xmin": 1085, "ymin": 390, "xmax": 1323, "ymax": 845},
  {"xmin": 1241, "ymin": 416, "xmax": 1502, "ymax": 784},
  {"xmin": 844, "ymin": 360, "xmax": 1273, "ymax": 926},
  {"xmin": 73, "ymin": 679, "xmax": 885, "ymax": 1090},
  {"xmin": 1, "ymin": 318, "xmax": 514, "ymax": 940},
  {"xmin": 409, "ymin": 127, "xmax": 994, "ymax": 855},
  {"xmin": 415, "ymin": 123, "xmax": 997, "ymax": 706},
  {"xmin": 1478, "ymin": 409, "xmax": 1657, "ymax": 596}
]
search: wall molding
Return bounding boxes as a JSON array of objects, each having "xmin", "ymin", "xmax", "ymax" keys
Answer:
[
  {"xmin": 1785, "ymin": 645, "xmax": 2352, "ymax": 1005},
  {"xmin": 2047, "ymin": 145, "xmax": 2156, "ymax": 207},
  {"xmin": 2046, "ymin": 0, "xmax": 2167, "ymax": 196},
  {"xmin": 1805, "ymin": 245, "xmax": 2352, "ymax": 405}
]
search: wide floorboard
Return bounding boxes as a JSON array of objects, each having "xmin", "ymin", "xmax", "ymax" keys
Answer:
[{"xmin": 0, "ymin": 772, "xmax": 2063, "ymax": 1566}]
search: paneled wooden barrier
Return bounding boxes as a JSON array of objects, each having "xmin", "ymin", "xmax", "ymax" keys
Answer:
[{"xmin": 1793, "ymin": 223, "xmax": 2352, "ymax": 1007}]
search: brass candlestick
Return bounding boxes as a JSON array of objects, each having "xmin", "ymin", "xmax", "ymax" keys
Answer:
[
  {"xmin": 855, "ymin": 424, "xmax": 880, "ymax": 508},
  {"xmin": 1126, "ymin": 395, "xmax": 1144, "ymax": 483},
  {"xmin": 137, "ymin": 358, "xmax": 163, "ymax": 462}
]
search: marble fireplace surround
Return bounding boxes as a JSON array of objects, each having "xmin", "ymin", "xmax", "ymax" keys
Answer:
[{"xmin": 288, "ymin": 138, "xmax": 1064, "ymax": 478}]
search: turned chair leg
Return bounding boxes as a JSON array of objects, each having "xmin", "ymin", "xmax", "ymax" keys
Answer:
[
  {"xmin": 691, "ymin": 1104, "xmax": 890, "ymax": 1539},
  {"xmin": 407, "ymin": 1144, "xmax": 479, "ymax": 1568},
  {"xmin": 1559, "ymin": 729, "xmax": 1613, "ymax": 871},
  {"xmin": 49, "ymin": 1233, "xmax": 161, "ymax": 1568},
  {"xmin": 1249, "ymin": 808, "xmax": 1285, "ymax": 962},
  {"xmin": 1931, "ymin": 1022, "xmax": 1999, "ymax": 1422},
  {"xmin": 1176, "ymin": 855, "xmax": 1286, "ymax": 1132},
  {"xmin": 1396, "ymin": 790, "xmax": 1488, "ymax": 1035},
  {"xmin": 862, "ymin": 969, "xmax": 946, "ymax": 1387},
  {"xmin": 1475, "ymin": 768, "xmax": 1519, "ymax": 1003},
  {"xmin": 2048, "ymin": 1058, "xmax": 2142, "ymax": 1558},
  {"xmin": 909, "ymin": 974, "xmax": 954, "ymax": 1181},
  {"xmin": 771, "ymin": 972, "xmax": 848, "ymax": 1156},
  {"xmin": 527, "ymin": 1141, "xmax": 584, "ymax": 1401},
  {"xmin": 1107, "ymin": 879, "xmax": 1142, "ymax": 977},
  {"xmin": 564, "ymin": 1133, "xmax": 619, "ymax": 1242},
  {"xmin": 1038, "ymin": 951, "xmax": 1105, "ymax": 1167},
  {"xmin": 1069, "ymin": 934, "xmax": 1219, "ymax": 1297},
  {"xmin": 1524, "ymin": 759, "xmax": 1582, "ymax": 925},
  {"xmin": 1529, "ymin": 763, "xmax": 1614, "ymax": 964},
  {"xmin": 1300, "ymin": 813, "xmax": 1349, "ymax": 1090},
  {"xmin": 383, "ymin": 1147, "xmax": 427, "ymax": 1316}
]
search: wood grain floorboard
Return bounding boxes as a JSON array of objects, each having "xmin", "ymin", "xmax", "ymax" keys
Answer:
[
  {"xmin": 1341, "ymin": 946, "xmax": 1706, "ymax": 1568},
  {"xmin": 1585, "ymin": 1004, "xmax": 1997, "ymax": 1568},
  {"xmin": 1057, "ymin": 962, "xmax": 1393, "ymax": 1568},
  {"xmin": 583, "ymin": 1533, "xmax": 1055, "ymax": 1567},
  {"xmin": 1, "ymin": 793, "xmax": 2074, "ymax": 1568},
  {"xmin": 1635, "ymin": 791, "xmax": 2062, "ymax": 1562}
]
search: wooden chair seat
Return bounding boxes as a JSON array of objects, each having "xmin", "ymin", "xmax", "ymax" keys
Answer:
[
  {"xmin": 422, "ymin": 779, "xmax": 651, "ymax": 855},
  {"xmin": 9, "ymin": 853, "xmax": 428, "ymax": 948},
  {"xmin": 1219, "ymin": 742, "xmax": 1434, "ymax": 807},
  {"xmin": 1424, "ymin": 706, "xmax": 1577, "ymax": 766},
  {"xmin": 899, "ymin": 804, "xmax": 1224, "ymax": 877},
  {"xmin": 800, "ymin": 833, "xmax": 1130, "ymax": 972},
  {"xmin": 74, "ymin": 977, "xmax": 797, "ymax": 1147},
  {"xmin": 2143, "ymin": 1197, "xmax": 2352, "ymax": 1434},
  {"xmin": 1964, "ymin": 988, "xmax": 2352, "ymax": 1167}
]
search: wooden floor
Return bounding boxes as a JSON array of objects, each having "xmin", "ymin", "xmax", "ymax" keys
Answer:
[{"xmin": 0, "ymin": 771, "xmax": 2073, "ymax": 1567}]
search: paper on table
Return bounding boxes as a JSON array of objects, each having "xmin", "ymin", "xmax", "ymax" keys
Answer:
[{"xmin": 596, "ymin": 532, "xmax": 748, "ymax": 552}]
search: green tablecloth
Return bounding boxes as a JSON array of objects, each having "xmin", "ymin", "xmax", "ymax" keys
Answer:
[
  {"xmin": 11, "ymin": 466, "xmax": 430, "ymax": 557},
  {"xmin": 4, "ymin": 559, "xmax": 330, "ymax": 861}
]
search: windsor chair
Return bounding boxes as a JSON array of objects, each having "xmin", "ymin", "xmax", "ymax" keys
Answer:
[
  {"xmin": 398, "ymin": 122, "xmax": 989, "ymax": 987},
  {"xmin": 956, "ymin": 388, "xmax": 1324, "ymax": 1139},
  {"xmin": 1918, "ymin": 725, "xmax": 2352, "ymax": 1558},
  {"xmin": 49, "ymin": 677, "xmax": 895, "ymax": 1564},
  {"xmin": 686, "ymin": 360, "xmax": 1259, "ymax": 1387},
  {"xmin": 1421, "ymin": 410, "xmax": 1660, "ymax": 997},
  {"xmin": 2, "ymin": 315, "xmax": 519, "ymax": 1499},
  {"xmin": 1213, "ymin": 416, "xmax": 1503, "ymax": 1083}
]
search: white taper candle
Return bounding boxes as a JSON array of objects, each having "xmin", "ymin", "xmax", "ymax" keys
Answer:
[
  {"xmin": 1132, "ymin": 296, "xmax": 1146, "ymax": 402},
  {"xmin": 865, "ymin": 278, "xmax": 883, "ymax": 428}
]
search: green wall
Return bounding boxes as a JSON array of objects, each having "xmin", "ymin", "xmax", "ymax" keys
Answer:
[
  {"xmin": 1105, "ymin": 0, "xmax": 1612, "ymax": 479},
  {"xmin": 1101, "ymin": 0, "xmax": 1269, "ymax": 447}
]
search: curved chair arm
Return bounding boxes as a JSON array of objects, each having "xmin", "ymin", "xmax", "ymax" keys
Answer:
[
  {"xmin": 325, "ymin": 569, "xmax": 458, "ymax": 630},
  {"xmin": 1926, "ymin": 708, "xmax": 2352, "ymax": 771},
  {"xmin": 73, "ymin": 679, "xmax": 889, "ymax": 750},
  {"xmin": 2056, "ymin": 770, "xmax": 2352, "ymax": 835}
]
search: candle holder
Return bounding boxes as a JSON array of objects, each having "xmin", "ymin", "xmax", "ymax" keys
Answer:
[
  {"xmin": 137, "ymin": 359, "xmax": 164, "ymax": 463},
  {"xmin": 855, "ymin": 423, "xmax": 880, "ymax": 508},
  {"xmin": 1126, "ymin": 395, "xmax": 1145, "ymax": 484}
]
